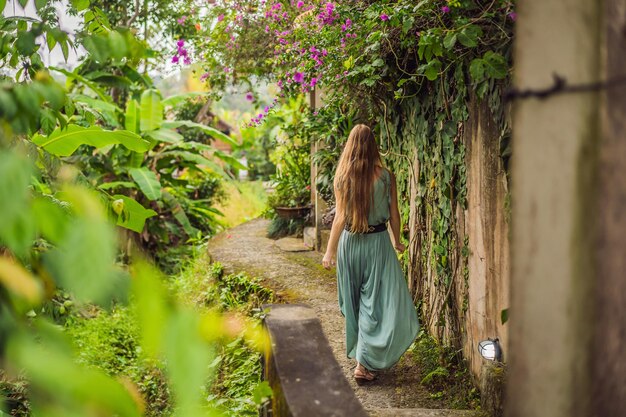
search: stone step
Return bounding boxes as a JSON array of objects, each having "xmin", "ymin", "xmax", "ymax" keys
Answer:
[{"xmin": 367, "ymin": 408, "xmax": 482, "ymax": 417}]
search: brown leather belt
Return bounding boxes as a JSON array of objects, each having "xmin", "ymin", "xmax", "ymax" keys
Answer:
[{"xmin": 344, "ymin": 223, "xmax": 387, "ymax": 234}]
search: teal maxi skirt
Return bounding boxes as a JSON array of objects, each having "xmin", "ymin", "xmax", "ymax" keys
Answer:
[{"xmin": 337, "ymin": 229, "xmax": 420, "ymax": 371}]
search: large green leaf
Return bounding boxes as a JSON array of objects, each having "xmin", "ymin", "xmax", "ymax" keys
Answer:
[
  {"xmin": 51, "ymin": 66, "xmax": 110, "ymax": 103},
  {"xmin": 71, "ymin": 94, "xmax": 122, "ymax": 114},
  {"xmin": 170, "ymin": 141, "xmax": 245, "ymax": 171},
  {"xmin": 146, "ymin": 128, "xmax": 184, "ymax": 143},
  {"xmin": 131, "ymin": 260, "xmax": 170, "ymax": 359},
  {"xmin": 162, "ymin": 190, "xmax": 199, "ymax": 236},
  {"xmin": 0, "ymin": 152, "xmax": 35, "ymax": 257},
  {"xmin": 469, "ymin": 58, "xmax": 485, "ymax": 82},
  {"xmin": 98, "ymin": 181, "xmax": 136, "ymax": 190},
  {"xmin": 45, "ymin": 186, "xmax": 124, "ymax": 305},
  {"xmin": 32, "ymin": 196, "xmax": 70, "ymax": 245},
  {"xmin": 8, "ymin": 331, "xmax": 142, "ymax": 417},
  {"xmin": 158, "ymin": 150, "xmax": 229, "ymax": 178},
  {"xmin": 165, "ymin": 309, "xmax": 212, "ymax": 415},
  {"xmin": 161, "ymin": 92, "xmax": 211, "ymax": 107},
  {"xmin": 140, "ymin": 89, "xmax": 163, "ymax": 132},
  {"xmin": 113, "ymin": 195, "xmax": 157, "ymax": 233},
  {"xmin": 214, "ymin": 150, "xmax": 247, "ymax": 170},
  {"xmin": 482, "ymin": 51, "xmax": 508, "ymax": 79},
  {"xmin": 31, "ymin": 125, "xmax": 150, "ymax": 156},
  {"xmin": 124, "ymin": 99, "xmax": 140, "ymax": 133},
  {"xmin": 162, "ymin": 120, "xmax": 238, "ymax": 147},
  {"xmin": 72, "ymin": 93, "xmax": 121, "ymax": 127},
  {"xmin": 128, "ymin": 167, "xmax": 162, "ymax": 200}
]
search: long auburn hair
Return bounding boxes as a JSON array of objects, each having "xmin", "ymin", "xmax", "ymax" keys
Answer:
[{"xmin": 334, "ymin": 124, "xmax": 383, "ymax": 233}]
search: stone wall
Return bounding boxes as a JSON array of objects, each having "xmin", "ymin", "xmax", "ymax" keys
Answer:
[
  {"xmin": 387, "ymin": 96, "xmax": 510, "ymax": 382},
  {"xmin": 506, "ymin": 0, "xmax": 626, "ymax": 415},
  {"xmin": 462, "ymin": 97, "xmax": 510, "ymax": 378}
]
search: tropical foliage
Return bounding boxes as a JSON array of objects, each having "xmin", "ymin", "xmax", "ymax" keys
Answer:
[{"xmin": 0, "ymin": 0, "xmax": 271, "ymax": 415}]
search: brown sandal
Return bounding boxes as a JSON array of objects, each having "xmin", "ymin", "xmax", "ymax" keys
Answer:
[{"xmin": 354, "ymin": 364, "xmax": 376, "ymax": 385}]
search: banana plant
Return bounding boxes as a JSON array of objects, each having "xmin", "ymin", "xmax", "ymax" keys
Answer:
[{"xmin": 120, "ymin": 89, "xmax": 244, "ymax": 239}]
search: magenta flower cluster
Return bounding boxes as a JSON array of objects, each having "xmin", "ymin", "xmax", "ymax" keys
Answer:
[
  {"xmin": 172, "ymin": 39, "xmax": 191, "ymax": 65},
  {"xmin": 246, "ymin": 98, "xmax": 280, "ymax": 127},
  {"xmin": 317, "ymin": 2, "xmax": 337, "ymax": 26},
  {"xmin": 239, "ymin": 0, "xmax": 360, "ymax": 126}
]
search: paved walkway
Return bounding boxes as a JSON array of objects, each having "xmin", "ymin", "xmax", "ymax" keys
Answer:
[{"xmin": 207, "ymin": 218, "xmax": 479, "ymax": 416}]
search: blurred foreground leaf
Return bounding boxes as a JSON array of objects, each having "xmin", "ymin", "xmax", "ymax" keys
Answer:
[{"xmin": 7, "ymin": 328, "xmax": 143, "ymax": 417}]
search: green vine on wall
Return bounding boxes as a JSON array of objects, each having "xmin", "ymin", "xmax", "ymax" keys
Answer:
[{"xmin": 380, "ymin": 64, "xmax": 511, "ymax": 345}]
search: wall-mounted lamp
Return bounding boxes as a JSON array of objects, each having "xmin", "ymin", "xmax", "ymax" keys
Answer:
[{"xmin": 478, "ymin": 338, "xmax": 502, "ymax": 362}]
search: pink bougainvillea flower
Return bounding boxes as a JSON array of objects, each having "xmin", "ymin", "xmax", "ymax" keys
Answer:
[
  {"xmin": 171, "ymin": 55, "xmax": 179, "ymax": 63},
  {"xmin": 380, "ymin": 13, "xmax": 389, "ymax": 21},
  {"xmin": 176, "ymin": 39, "xmax": 185, "ymax": 47},
  {"xmin": 296, "ymin": 0, "xmax": 304, "ymax": 8},
  {"xmin": 245, "ymin": 92, "xmax": 254, "ymax": 101},
  {"xmin": 508, "ymin": 11, "xmax": 517, "ymax": 21},
  {"xmin": 310, "ymin": 77, "xmax": 318, "ymax": 87},
  {"xmin": 177, "ymin": 16, "xmax": 187, "ymax": 24},
  {"xmin": 217, "ymin": 14, "xmax": 224, "ymax": 21},
  {"xmin": 183, "ymin": 56, "xmax": 191, "ymax": 65},
  {"xmin": 441, "ymin": 5, "xmax": 450, "ymax": 13},
  {"xmin": 264, "ymin": 106, "xmax": 270, "ymax": 113},
  {"xmin": 200, "ymin": 72, "xmax": 210, "ymax": 81},
  {"xmin": 224, "ymin": 66, "xmax": 231, "ymax": 73},
  {"xmin": 293, "ymin": 72, "xmax": 305, "ymax": 83}
]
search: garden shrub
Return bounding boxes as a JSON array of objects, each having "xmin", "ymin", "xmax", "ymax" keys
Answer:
[{"xmin": 65, "ymin": 308, "xmax": 172, "ymax": 417}]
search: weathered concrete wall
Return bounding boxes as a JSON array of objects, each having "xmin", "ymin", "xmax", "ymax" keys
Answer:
[
  {"xmin": 591, "ymin": 1, "xmax": 626, "ymax": 413},
  {"xmin": 505, "ymin": 0, "xmax": 626, "ymax": 415},
  {"xmin": 462, "ymin": 97, "xmax": 510, "ymax": 379},
  {"xmin": 401, "ymin": 97, "xmax": 511, "ymax": 383}
]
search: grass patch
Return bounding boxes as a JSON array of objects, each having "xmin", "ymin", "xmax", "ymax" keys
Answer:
[
  {"xmin": 0, "ymin": 371, "xmax": 29, "ymax": 417},
  {"xmin": 173, "ymin": 258, "xmax": 275, "ymax": 416},
  {"xmin": 54, "ymin": 252, "xmax": 275, "ymax": 417},
  {"xmin": 64, "ymin": 308, "xmax": 172, "ymax": 417},
  {"xmin": 215, "ymin": 181, "xmax": 268, "ymax": 228},
  {"xmin": 398, "ymin": 330, "xmax": 481, "ymax": 410}
]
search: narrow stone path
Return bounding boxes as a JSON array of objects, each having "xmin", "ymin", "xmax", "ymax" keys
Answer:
[{"xmin": 207, "ymin": 218, "xmax": 479, "ymax": 416}]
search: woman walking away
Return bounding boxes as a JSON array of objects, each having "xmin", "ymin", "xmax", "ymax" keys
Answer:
[{"xmin": 322, "ymin": 124, "xmax": 419, "ymax": 385}]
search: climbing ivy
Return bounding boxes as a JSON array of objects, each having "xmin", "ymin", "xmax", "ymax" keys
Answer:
[{"xmin": 380, "ymin": 62, "xmax": 511, "ymax": 344}]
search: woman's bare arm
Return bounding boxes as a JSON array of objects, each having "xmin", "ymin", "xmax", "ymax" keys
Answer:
[
  {"xmin": 389, "ymin": 171, "xmax": 406, "ymax": 252},
  {"xmin": 322, "ymin": 186, "xmax": 346, "ymax": 269}
]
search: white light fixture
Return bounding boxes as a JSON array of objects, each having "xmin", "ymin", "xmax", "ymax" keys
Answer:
[{"xmin": 478, "ymin": 338, "xmax": 502, "ymax": 362}]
